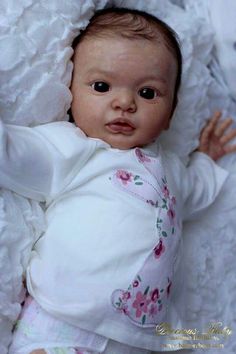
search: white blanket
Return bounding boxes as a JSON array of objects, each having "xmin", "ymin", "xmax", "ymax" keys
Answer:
[{"xmin": 0, "ymin": 0, "xmax": 236, "ymax": 353}]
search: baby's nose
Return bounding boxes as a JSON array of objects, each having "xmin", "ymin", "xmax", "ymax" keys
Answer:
[{"xmin": 111, "ymin": 89, "xmax": 137, "ymax": 113}]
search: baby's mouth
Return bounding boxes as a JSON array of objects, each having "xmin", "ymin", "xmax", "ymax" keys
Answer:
[{"xmin": 106, "ymin": 118, "xmax": 135, "ymax": 134}]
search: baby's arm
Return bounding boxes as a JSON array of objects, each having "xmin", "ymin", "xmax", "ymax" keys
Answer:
[
  {"xmin": 178, "ymin": 111, "xmax": 236, "ymax": 220},
  {"xmin": 0, "ymin": 120, "xmax": 92, "ymax": 202},
  {"xmin": 197, "ymin": 111, "xmax": 236, "ymax": 161},
  {"xmin": 0, "ymin": 120, "xmax": 54, "ymax": 201}
]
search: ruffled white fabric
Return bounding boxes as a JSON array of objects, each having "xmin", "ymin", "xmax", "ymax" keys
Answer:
[
  {"xmin": 0, "ymin": 191, "xmax": 45, "ymax": 354},
  {"xmin": 0, "ymin": 0, "xmax": 236, "ymax": 353}
]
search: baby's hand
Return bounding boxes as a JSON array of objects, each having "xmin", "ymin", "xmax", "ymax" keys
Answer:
[{"xmin": 197, "ymin": 111, "xmax": 236, "ymax": 161}]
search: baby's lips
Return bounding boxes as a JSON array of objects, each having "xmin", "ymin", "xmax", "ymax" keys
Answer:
[{"xmin": 106, "ymin": 118, "xmax": 135, "ymax": 133}]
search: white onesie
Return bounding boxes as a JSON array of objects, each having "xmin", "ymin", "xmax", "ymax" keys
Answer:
[{"xmin": 0, "ymin": 120, "xmax": 228, "ymax": 351}]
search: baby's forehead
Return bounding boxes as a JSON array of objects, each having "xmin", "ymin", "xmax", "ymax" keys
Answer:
[
  {"xmin": 73, "ymin": 31, "xmax": 170, "ymax": 60},
  {"xmin": 73, "ymin": 34, "xmax": 177, "ymax": 75}
]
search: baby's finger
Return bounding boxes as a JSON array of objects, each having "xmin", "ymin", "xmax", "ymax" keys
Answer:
[
  {"xmin": 223, "ymin": 143, "xmax": 236, "ymax": 155},
  {"xmin": 200, "ymin": 111, "xmax": 221, "ymax": 142},
  {"xmin": 220, "ymin": 128, "xmax": 236, "ymax": 144},
  {"xmin": 208, "ymin": 111, "xmax": 222, "ymax": 128},
  {"xmin": 214, "ymin": 117, "xmax": 233, "ymax": 137}
]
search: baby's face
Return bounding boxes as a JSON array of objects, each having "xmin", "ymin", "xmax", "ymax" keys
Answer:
[{"xmin": 71, "ymin": 35, "xmax": 177, "ymax": 149}]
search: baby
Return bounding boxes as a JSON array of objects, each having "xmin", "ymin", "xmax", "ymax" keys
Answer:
[{"xmin": 2, "ymin": 7, "xmax": 236, "ymax": 354}]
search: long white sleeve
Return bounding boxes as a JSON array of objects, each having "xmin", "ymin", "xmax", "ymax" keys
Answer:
[
  {"xmin": 0, "ymin": 120, "xmax": 97, "ymax": 202},
  {"xmin": 182, "ymin": 152, "xmax": 229, "ymax": 220},
  {"xmin": 165, "ymin": 150, "xmax": 229, "ymax": 221}
]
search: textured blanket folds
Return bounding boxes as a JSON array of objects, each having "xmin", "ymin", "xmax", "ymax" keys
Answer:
[{"xmin": 0, "ymin": 1, "xmax": 236, "ymax": 353}]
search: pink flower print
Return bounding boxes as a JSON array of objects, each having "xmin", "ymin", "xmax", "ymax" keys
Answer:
[
  {"xmin": 171, "ymin": 196, "xmax": 176, "ymax": 204},
  {"xmin": 122, "ymin": 291, "xmax": 131, "ymax": 301},
  {"xmin": 122, "ymin": 304, "xmax": 130, "ymax": 316},
  {"xmin": 154, "ymin": 239, "xmax": 165, "ymax": 259},
  {"xmin": 167, "ymin": 204, "xmax": 175, "ymax": 224},
  {"xmin": 167, "ymin": 280, "xmax": 172, "ymax": 297},
  {"xmin": 116, "ymin": 170, "xmax": 133, "ymax": 185},
  {"xmin": 132, "ymin": 291, "xmax": 151, "ymax": 318},
  {"xmin": 135, "ymin": 148, "xmax": 151, "ymax": 163},
  {"xmin": 162, "ymin": 185, "xmax": 170, "ymax": 198},
  {"xmin": 149, "ymin": 303, "xmax": 158, "ymax": 317},
  {"xmin": 150, "ymin": 288, "xmax": 159, "ymax": 302},
  {"xmin": 133, "ymin": 280, "xmax": 139, "ymax": 287}
]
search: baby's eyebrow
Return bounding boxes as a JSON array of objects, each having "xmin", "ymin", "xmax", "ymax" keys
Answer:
[
  {"xmin": 138, "ymin": 75, "xmax": 167, "ymax": 84},
  {"xmin": 86, "ymin": 68, "xmax": 167, "ymax": 85},
  {"xmin": 86, "ymin": 68, "xmax": 115, "ymax": 77}
]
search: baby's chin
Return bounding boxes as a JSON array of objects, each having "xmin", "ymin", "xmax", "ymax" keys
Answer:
[
  {"xmin": 83, "ymin": 128, "xmax": 156, "ymax": 150},
  {"xmin": 102, "ymin": 136, "xmax": 153, "ymax": 150}
]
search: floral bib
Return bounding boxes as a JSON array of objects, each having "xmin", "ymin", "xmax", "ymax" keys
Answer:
[{"xmin": 110, "ymin": 147, "xmax": 181, "ymax": 328}]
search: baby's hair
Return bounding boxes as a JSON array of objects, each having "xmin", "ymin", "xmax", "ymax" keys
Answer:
[{"xmin": 69, "ymin": 7, "xmax": 182, "ymax": 123}]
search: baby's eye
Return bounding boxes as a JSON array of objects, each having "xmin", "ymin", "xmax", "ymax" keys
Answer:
[
  {"xmin": 91, "ymin": 81, "xmax": 110, "ymax": 92},
  {"xmin": 139, "ymin": 87, "xmax": 158, "ymax": 100}
]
